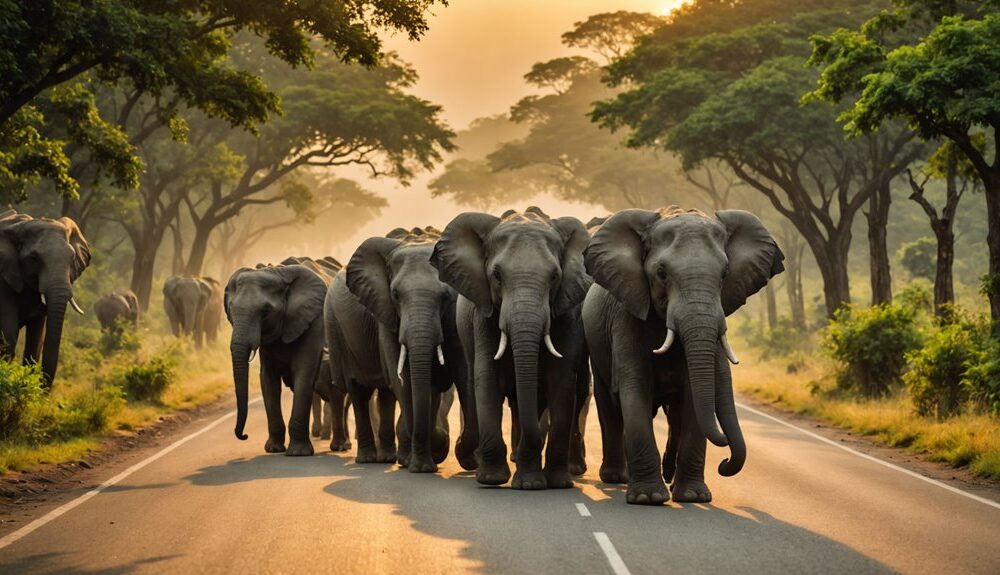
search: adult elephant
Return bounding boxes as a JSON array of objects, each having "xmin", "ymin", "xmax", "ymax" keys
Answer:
[
  {"xmin": 432, "ymin": 207, "xmax": 590, "ymax": 490},
  {"xmin": 312, "ymin": 349, "xmax": 353, "ymax": 451},
  {"xmin": 163, "ymin": 276, "xmax": 223, "ymax": 347},
  {"xmin": 226, "ymin": 263, "xmax": 329, "ymax": 455},
  {"xmin": 0, "ymin": 211, "xmax": 91, "ymax": 387},
  {"xmin": 94, "ymin": 289, "xmax": 140, "ymax": 331},
  {"xmin": 583, "ymin": 207, "xmax": 783, "ymax": 504},
  {"xmin": 347, "ymin": 227, "xmax": 477, "ymax": 473}
]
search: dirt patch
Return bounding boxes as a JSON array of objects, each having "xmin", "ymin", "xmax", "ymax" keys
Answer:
[
  {"xmin": 0, "ymin": 396, "xmax": 235, "ymax": 533},
  {"xmin": 738, "ymin": 392, "xmax": 1000, "ymax": 503}
]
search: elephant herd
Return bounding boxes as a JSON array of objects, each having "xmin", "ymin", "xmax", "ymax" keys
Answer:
[{"xmin": 226, "ymin": 206, "xmax": 784, "ymax": 505}]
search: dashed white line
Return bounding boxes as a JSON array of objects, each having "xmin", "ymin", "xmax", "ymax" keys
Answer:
[
  {"xmin": 575, "ymin": 502, "xmax": 592, "ymax": 517},
  {"xmin": 736, "ymin": 401, "xmax": 1000, "ymax": 511},
  {"xmin": 594, "ymin": 532, "xmax": 631, "ymax": 575},
  {"xmin": 0, "ymin": 398, "xmax": 263, "ymax": 551}
]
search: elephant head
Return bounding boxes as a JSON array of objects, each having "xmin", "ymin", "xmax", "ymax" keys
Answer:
[
  {"xmin": 225, "ymin": 264, "xmax": 327, "ymax": 440},
  {"xmin": 0, "ymin": 213, "xmax": 91, "ymax": 385},
  {"xmin": 585, "ymin": 207, "xmax": 783, "ymax": 476},
  {"xmin": 163, "ymin": 277, "xmax": 213, "ymax": 336},
  {"xmin": 431, "ymin": 208, "xmax": 590, "ymax": 450}
]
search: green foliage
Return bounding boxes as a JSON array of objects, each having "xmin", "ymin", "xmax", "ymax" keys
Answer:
[
  {"xmin": 0, "ymin": 361, "xmax": 45, "ymax": 440},
  {"xmin": 739, "ymin": 318, "xmax": 812, "ymax": 360},
  {"xmin": 99, "ymin": 319, "xmax": 141, "ymax": 355},
  {"xmin": 111, "ymin": 355, "xmax": 175, "ymax": 404},
  {"xmin": 22, "ymin": 385, "xmax": 127, "ymax": 443},
  {"xmin": 898, "ymin": 237, "xmax": 937, "ymax": 281},
  {"xmin": 905, "ymin": 322, "xmax": 977, "ymax": 417},
  {"xmin": 965, "ymin": 334, "xmax": 1000, "ymax": 415},
  {"xmin": 897, "ymin": 281, "xmax": 935, "ymax": 315},
  {"xmin": 561, "ymin": 11, "xmax": 665, "ymax": 62},
  {"xmin": 824, "ymin": 303, "xmax": 923, "ymax": 398}
]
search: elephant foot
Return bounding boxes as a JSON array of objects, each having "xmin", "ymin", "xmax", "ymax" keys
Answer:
[
  {"xmin": 626, "ymin": 481, "xmax": 669, "ymax": 505},
  {"xmin": 670, "ymin": 479, "xmax": 712, "ymax": 503},
  {"xmin": 511, "ymin": 469, "xmax": 547, "ymax": 490},
  {"xmin": 285, "ymin": 440, "xmax": 315, "ymax": 457},
  {"xmin": 329, "ymin": 439, "xmax": 352, "ymax": 452},
  {"xmin": 431, "ymin": 430, "xmax": 450, "ymax": 464},
  {"xmin": 544, "ymin": 467, "xmax": 575, "ymax": 489},
  {"xmin": 355, "ymin": 447, "xmax": 379, "ymax": 463},
  {"xmin": 476, "ymin": 462, "xmax": 511, "ymax": 486},
  {"xmin": 599, "ymin": 462, "xmax": 628, "ymax": 484},
  {"xmin": 264, "ymin": 438, "xmax": 286, "ymax": 453},
  {"xmin": 409, "ymin": 452, "xmax": 438, "ymax": 473},
  {"xmin": 455, "ymin": 436, "xmax": 479, "ymax": 471},
  {"xmin": 375, "ymin": 450, "xmax": 397, "ymax": 464},
  {"xmin": 568, "ymin": 459, "xmax": 587, "ymax": 477}
]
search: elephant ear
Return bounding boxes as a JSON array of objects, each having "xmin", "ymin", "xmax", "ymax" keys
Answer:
[
  {"xmin": 716, "ymin": 210, "xmax": 785, "ymax": 316},
  {"xmin": 431, "ymin": 212, "xmax": 501, "ymax": 316},
  {"xmin": 59, "ymin": 217, "xmax": 90, "ymax": 282},
  {"xmin": 551, "ymin": 216, "xmax": 592, "ymax": 316},
  {"xmin": 275, "ymin": 264, "xmax": 328, "ymax": 343},
  {"xmin": 197, "ymin": 279, "xmax": 213, "ymax": 310},
  {"xmin": 347, "ymin": 236, "xmax": 400, "ymax": 327},
  {"xmin": 0, "ymin": 230, "xmax": 22, "ymax": 292},
  {"xmin": 163, "ymin": 277, "xmax": 180, "ymax": 323},
  {"xmin": 584, "ymin": 209, "xmax": 660, "ymax": 320},
  {"xmin": 122, "ymin": 291, "xmax": 140, "ymax": 320},
  {"xmin": 223, "ymin": 269, "xmax": 250, "ymax": 324}
]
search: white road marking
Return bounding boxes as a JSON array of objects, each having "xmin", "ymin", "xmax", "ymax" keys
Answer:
[
  {"xmin": 594, "ymin": 532, "xmax": 631, "ymax": 575},
  {"xmin": 736, "ymin": 401, "xmax": 1000, "ymax": 511},
  {"xmin": 0, "ymin": 398, "xmax": 263, "ymax": 550},
  {"xmin": 575, "ymin": 502, "xmax": 592, "ymax": 517}
]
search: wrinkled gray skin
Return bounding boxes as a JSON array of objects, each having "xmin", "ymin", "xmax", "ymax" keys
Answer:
[
  {"xmin": 347, "ymin": 229, "xmax": 477, "ymax": 473},
  {"xmin": 583, "ymin": 208, "xmax": 783, "ymax": 505},
  {"xmin": 324, "ymin": 271, "xmax": 402, "ymax": 464},
  {"xmin": 226, "ymin": 264, "xmax": 329, "ymax": 456},
  {"xmin": 164, "ymin": 276, "xmax": 223, "ymax": 347},
  {"xmin": 311, "ymin": 351, "xmax": 352, "ymax": 451},
  {"xmin": 0, "ymin": 211, "xmax": 91, "ymax": 387},
  {"xmin": 94, "ymin": 289, "xmax": 139, "ymax": 331},
  {"xmin": 434, "ymin": 208, "xmax": 591, "ymax": 490}
]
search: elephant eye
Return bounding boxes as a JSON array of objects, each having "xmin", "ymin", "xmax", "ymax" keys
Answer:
[
  {"xmin": 391, "ymin": 288, "xmax": 399, "ymax": 299},
  {"xmin": 656, "ymin": 267, "xmax": 668, "ymax": 281},
  {"xmin": 492, "ymin": 267, "xmax": 501, "ymax": 281}
]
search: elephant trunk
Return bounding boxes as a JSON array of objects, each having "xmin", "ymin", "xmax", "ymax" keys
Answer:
[
  {"xmin": 715, "ymin": 345, "xmax": 746, "ymax": 476},
  {"xmin": 40, "ymin": 283, "xmax": 73, "ymax": 388},
  {"xmin": 506, "ymin": 294, "xmax": 548, "ymax": 461},
  {"xmin": 677, "ymin": 314, "xmax": 728, "ymax": 448},
  {"xmin": 402, "ymin": 307, "xmax": 442, "ymax": 458},
  {"xmin": 230, "ymin": 314, "xmax": 260, "ymax": 441}
]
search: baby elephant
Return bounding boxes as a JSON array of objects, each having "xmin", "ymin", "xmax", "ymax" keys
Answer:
[{"xmin": 94, "ymin": 290, "xmax": 139, "ymax": 331}]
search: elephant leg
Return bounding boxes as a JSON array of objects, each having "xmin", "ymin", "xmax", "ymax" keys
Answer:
[
  {"xmin": 322, "ymin": 400, "xmax": 333, "ymax": 440},
  {"xmin": 670, "ymin": 388, "xmax": 711, "ymax": 503},
  {"xmin": 568, "ymin": 369, "xmax": 591, "ymax": 476},
  {"xmin": 430, "ymin": 388, "xmax": 452, "ymax": 464},
  {"xmin": 453, "ymin": 371, "xmax": 479, "ymax": 471},
  {"xmin": 474, "ymin": 349, "xmax": 510, "ymax": 485},
  {"xmin": 260, "ymin": 359, "xmax": 286, "ymax": 453},
  {"xmin": 285, "ymin": 361, "xmax": 317, "ymax": 457},
  {"xmin": 329, "ymin": 387, "xmax": 352, "ymax": 452},
  {"xmin": 620, "ymin": 376, "xmax": 667, "ymax": 505},
  {"xmin": 508, "ymin": 401, "xmax": 520, "ymax": 463},
  {"xmin": 374, "ymin": 388, "xmax": 397, "ymax": 463},
  {"xmin": 393, "ymin": 380, "xmax": 413, "ymax": 469},
  {"xmin": 311, "ymin": 393, "xmax": 323, "ymax": 438},
  {"xmin": 593, "ymin": 368, "xmax": 627, "ymax": 484},
  {"xmin": 541, "ymin": 369, "xmax": 576, "ymax": 489},
  {"xmin": 662, "ymin": 402, "xmax": 681, "ymax": 484},
  {"xmin": 348, "ymin": 382, "xmax": 378, "ymax": 463},
  {"xmin": 21, "ymin": 319, "xmax": 44, "ymax": 366},
  {"xmin": 0, "ymin": 301, "xmax": 18, "ymax": 359}
]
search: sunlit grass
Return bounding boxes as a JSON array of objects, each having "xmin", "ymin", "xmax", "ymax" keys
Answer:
[
  {"xmin": 0, "ymin": 437, "xmax": 101, "ymax": 473},
  {"xmin": 735, "ymin": 350, "xmax": 1000, "ymax": 480}
]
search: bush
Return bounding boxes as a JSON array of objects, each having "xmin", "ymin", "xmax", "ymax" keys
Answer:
[
  {"xmin": 965, "ymin": 335, "xmax": 1000, "ymax": 416},
  {"xmin": 897, "ymin": 237, "xmax": 936, "ymax": 282},
  {"xmin": 112, "ymin": 355, "xmax": 175, "ymax": 403},
  {"xmin": 0, "ymin": 362, "xmax": 45, "ymax": 440},
  {"xmin": 904, "ymin": 323, "xmax": 977, "ymax": 418},
  {"xmin": 824, "ymin": 303, "xmax": 922, "ymax": 398},
  {"xmin": 99, "ymin": 319, "xmax": 141, "ymax": 354}
]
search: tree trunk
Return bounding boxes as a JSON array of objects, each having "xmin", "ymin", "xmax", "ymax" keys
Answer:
[
  {"xmin": 130, "ymin": 236, "xmax": 161, "ymax": 311},
  {"xmin": 184, "ymin": 220, "xmax": 214, "ymax": 277},
  {"xmin": 867, "ymin": 182, "xmax": 893, "ymax": 306},
  {"xmin": 984, "ymin": 176, "xmax": 1000, "ymax": 333},
  {"xmin": 764, "ymin": 284, "xmax": 777, "ymax": 330},
  {"xmin": 786, "ymin": 241, "xmax": 807, "ymax": 330},
  {"xmin": 933, "ymin": 224, "xmax": 956, "ymax": 317}
]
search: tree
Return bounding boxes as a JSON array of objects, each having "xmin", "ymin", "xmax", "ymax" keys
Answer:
[
  {"xmin": 810, "ymin": 0, "xmax": 1000, "ymax": 329},
  {"xmin": 592, "ymin": 1, "xmax": 923, "ymax": 318},
  {"xmin": 561, "ymin": 11, "xmax": 665, "ymax": 63}
]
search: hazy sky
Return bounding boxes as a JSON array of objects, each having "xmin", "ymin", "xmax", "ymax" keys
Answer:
[{"xmin": 332, "ymin": 0, "xmax": 684, "ymax": 253}]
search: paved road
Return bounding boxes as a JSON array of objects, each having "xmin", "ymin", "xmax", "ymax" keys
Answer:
[{"xmin": 1, "ymin": 389, "xmax": 998, "ymax": 574}]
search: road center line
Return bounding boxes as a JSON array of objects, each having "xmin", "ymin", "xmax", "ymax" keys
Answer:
[
  {"xmin": 735, "ymin": 401, "xmax": 1000, "ymax": 511},
  {"xmin": 575, "ymin": 502, "xmax": 591, "ymax": 517},
  {"xmin": 0, "ymin": 398, "xmax": 263, "ymax": 551},
  {"xmin": 594, "ymin": 532, "xmax": 630, "ymax": 575}
]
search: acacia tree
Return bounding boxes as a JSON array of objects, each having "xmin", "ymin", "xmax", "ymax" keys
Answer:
[
  {"xmin": 810, "ymin": 0, "xmax": 1000, "ymax": 328},
  {"xmin": 592, "ymin": 1, "xmax": 924, "ymax": 318}
]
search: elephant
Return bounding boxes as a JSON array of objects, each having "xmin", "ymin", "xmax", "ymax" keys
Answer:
[
  {"xmin": 346, "ymin": 226, "xmax": 477, "ymax": 473},
  {"xmin": 226, "ymin": 263, "xmax": 330, "ymax": 456},
  {"xmin": 311, "ymin": 350, "xmax": 353, "ymax": 451},
  {"xmin": 432, "ymin": 207, "xmax": 591, "ymax": 490},
  {"xmin": 0, "ymin": 210, "xmax": 91, "ymax": 386},
  {"xmin": 94, "ymin": 289, "xmax": 139, "ymax": 331},
  {"xmin": 163, "ymin": 276, "xmax": 223, "ymax": 347},
  {"xmin": 582, "ymin": 206, "xmax": 783, "ymax": 504}
]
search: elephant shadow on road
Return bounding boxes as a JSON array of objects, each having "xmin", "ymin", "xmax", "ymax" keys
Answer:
[
  {"xmin": 183, "ymin": 450, "xmax": 366, "ymax": 486},
  {"xmin": 0, "ymin": 551, "xmax": 181, "ymax": 575}
]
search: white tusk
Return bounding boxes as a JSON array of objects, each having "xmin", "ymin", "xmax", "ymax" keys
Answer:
[
  {"xmin": 653, "ymin": 328, "xmax": 675, "ymax": 355},
  {"xmin": 397, "ymin": 344, "xmax": 408, "ymax": 379},
  {"xmin": 494, "ymin": 331, "xmax": 508, "ymax": 361},
  {"xmin": 248, "ymin": 348, "xmax": 258, "ymax": 363},
  {"xmin": 437, "ymin": 345, "xmax": 445, "ymax": 365},
  {"xmin": 721, "ymin": 333, "xmax": 740, "ymax": 365},
  {"xmin": 40, "ymin": 294, "xmax": 46, "ymax": 305},
  {"xmin": 70, "ymin": 297, "xmax": 85, "ymax": 315},
  {"xmin": 543, "ymin": 333, "xmax": 563, "ymax": 359}
]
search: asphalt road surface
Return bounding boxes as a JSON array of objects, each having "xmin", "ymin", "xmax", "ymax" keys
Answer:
[{"xmin": 1, "ymin": 389, "xmax": 998, "ymax": 574}]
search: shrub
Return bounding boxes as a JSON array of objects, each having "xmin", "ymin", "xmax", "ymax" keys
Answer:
[
  {"xmin": 824, "ymin": 303, "xmax": 922, "ymax": 398},
  {"xmin": 20, "ymin": 385, "xmax": 126, "ymax": 442},
  {"xmin": 897, "ymin": 237, "xmax": 936, "ymax": 282},
  {"xmin": 904, "ymin": 323, "xmax": 977, "ymax": 418},
  {"xmin": 99, "ymin": 319, "xmax": 141, "ymax": 354},
  {"xmin": 113, "ymin": 355, "xmax": 175, "ymax": 403},
  {"xmin": 0, "ymin": 361, "xmax": 45, "ymax": 440},
  {"xmin": 965, "ymin": 335, "xmax": 1000, "ymax": 416},
  {"xmin": 896, "ymin": 282, "xmax": 933, "ymax": 316}
]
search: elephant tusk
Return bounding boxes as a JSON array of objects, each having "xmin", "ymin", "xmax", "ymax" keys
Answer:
[
  {"xmin": 721, "ymin": 333, "xmax": 740, "ymax": 365},
  {"xmin": 653, "ymin": 328, "xmax": 675, "ymax": 355},
  {"xmin": 543, "ymin": 333, "xmax": 563, "ymax": 359},
  {"xmin": 397, "ymin": 344, "xmax": 408, "ymax": 379},
  {"xmin": 70, "ymin": 297, "xmax": 85, "ymax": 315},
  {"xmin": 248, "ymin": 348, "xmax": 258, "ymax": 363},
  {"xmin": 494, "ymin": 330, "xmax": 508, "ymax": 361},
  {"xmin": 437, "ymin": 345, "xmax": 445, "ymax": 366}
]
